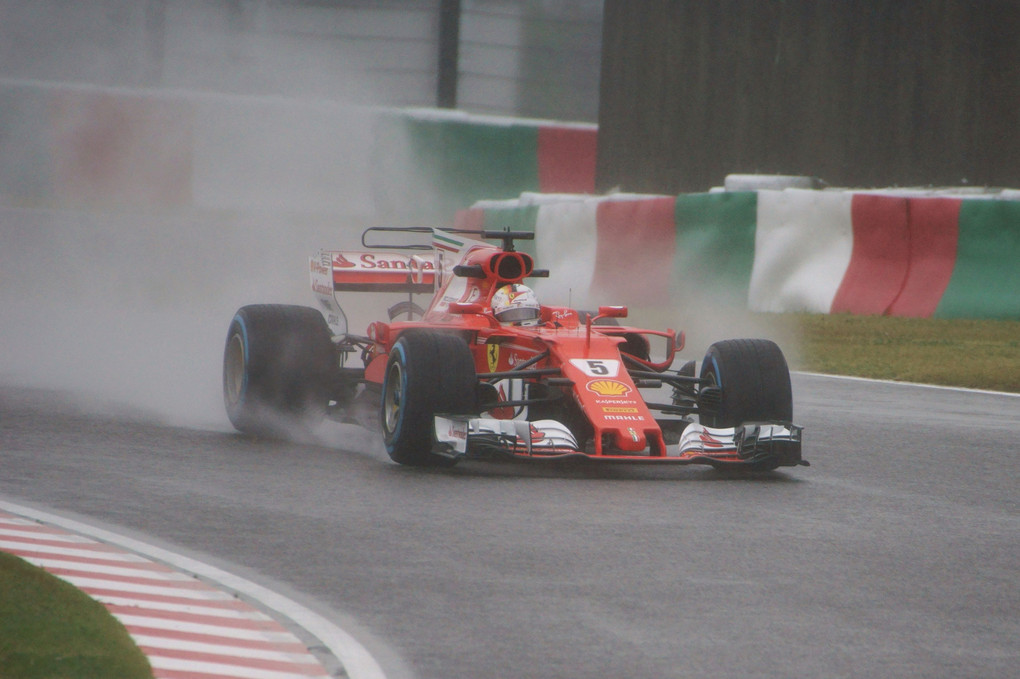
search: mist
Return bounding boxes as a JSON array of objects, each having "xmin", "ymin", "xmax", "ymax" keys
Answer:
[
  {"xmin": 1, "ymin": 209, "xmax": 338, "ymax": 430},
  {"xmin": 0, "ymin": 1, "xmax": 397, "ymax": 430},
  {"xmin": 0, "ymin": 2, "xmax": 798, "ymax": 435},
  {"xmin": 0, "ymin": 204, "xmax": 798, "ymax": 434}
]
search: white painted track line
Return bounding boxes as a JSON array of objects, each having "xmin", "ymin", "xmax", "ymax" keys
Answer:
[{"xmin": 794, "ymin": 370, "xmax": 1020, "ymax": 397}]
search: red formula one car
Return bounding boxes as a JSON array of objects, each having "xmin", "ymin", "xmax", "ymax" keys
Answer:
[{"xmin": 223, "ymin": 228, "xmax": 805, "ymax": 470}]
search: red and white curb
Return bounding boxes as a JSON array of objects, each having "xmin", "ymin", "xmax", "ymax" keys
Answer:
[{"xmin": 0, "ymin": 502, "xmax": 387, "ymax": 679}]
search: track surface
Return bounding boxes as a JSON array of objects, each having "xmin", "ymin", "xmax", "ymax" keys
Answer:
[{"xmin": 1, "ymin": 374, "xmax": 1017, "ymax": 679}]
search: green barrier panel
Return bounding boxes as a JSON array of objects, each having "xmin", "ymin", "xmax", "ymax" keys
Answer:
[
  {"xmin": 936, "ymin": 199, "xmax": 1020, "ymax": 319},
  {"xmin": 673, "ymin": 192, "xmax": 758, "ymax": 306},
  {"xmin": 376, "ymin": 114, "xmax": 540, "ymax": 223}
]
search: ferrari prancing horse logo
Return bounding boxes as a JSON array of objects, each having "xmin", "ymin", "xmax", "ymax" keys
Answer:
[{"xmin": 487, "ymin": 343, "xmax": 500, "ymax": 372}]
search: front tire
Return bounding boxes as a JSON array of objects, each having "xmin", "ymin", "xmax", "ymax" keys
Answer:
[
  {"xmin": 381, "ymin": 331, "xmax": 477, "ymax": 466},
  {"xmin": 223, "ymin": 304, "xmax": 337, "ymax": 438},
  {"xmin": 698, "ymin": 339, "xmax": 792, "ymax": 428}
]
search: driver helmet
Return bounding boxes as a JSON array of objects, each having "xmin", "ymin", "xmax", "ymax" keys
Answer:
[{"xmin": 491, "ymin": 283, "xmax": 541, "ymax": 324}]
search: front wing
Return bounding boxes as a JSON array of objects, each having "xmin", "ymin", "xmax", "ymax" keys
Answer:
[{"xmin": 434, "ymin": 416, "xmax": 806, "ymax": 469}]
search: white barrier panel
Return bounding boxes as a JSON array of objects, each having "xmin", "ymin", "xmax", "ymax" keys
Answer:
[
  {"xmin": 532, "ymin": 197, "xmax": 599, "ymax": 308},
  {"xmin": 749, "ymin": 189, "xmax": 854, "ymax": 313}
]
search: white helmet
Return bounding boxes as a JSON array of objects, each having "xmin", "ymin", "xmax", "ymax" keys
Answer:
[{"xmin": 491, "ymin": 284, "xmax": 541, "ymax": 324}]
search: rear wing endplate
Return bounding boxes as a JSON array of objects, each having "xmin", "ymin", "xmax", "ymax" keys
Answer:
[{"xmin": 310, "ymin": 250, "xmax": 436, "ymax": 335}]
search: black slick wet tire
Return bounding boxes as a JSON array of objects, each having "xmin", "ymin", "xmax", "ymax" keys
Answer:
[
  {"xmin": 698, "ymin": 338, "xmax": 792, "ymax": 428},
  {"xmin": 381, "ymin": 331, "xmax": 477, "ymax": 466},
  {"xmin": 223, "ymin": 304, "xmax": 337, "ymax": 438}
]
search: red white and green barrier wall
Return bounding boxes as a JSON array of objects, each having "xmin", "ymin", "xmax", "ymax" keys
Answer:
[
  {"xmin": 4, "ymin": 81, "xmax": 1015, "ymax": 319},
  {"xmin": 457, "ymin": 190, "xmax": 1020, "ymax": 320},
  {"xmin": 0, "ymin": 81, "xmax": 596, "ymax": 222},
  {"xmin": 375, "ymin": 109, "xmax": 596, "ymax": 220}
]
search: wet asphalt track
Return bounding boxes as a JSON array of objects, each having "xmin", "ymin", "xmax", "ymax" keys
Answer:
[{"xmin": 1, "ymin": 374, "xmax": 1017, "ymax": 679}]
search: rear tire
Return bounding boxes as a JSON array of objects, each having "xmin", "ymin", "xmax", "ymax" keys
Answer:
[
  {"xmin": 698, "ymin": 339, "xmax": 792, "ymax": 428},
  {"xmin": 381, "ymin": 331, "xmax": 477, "ymax": 466},
  {"xmin": 223, "ymin": 304, "xmax": 337, "ymax": 438}
]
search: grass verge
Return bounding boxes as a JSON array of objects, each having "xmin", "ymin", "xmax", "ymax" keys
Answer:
[
  {"xmin": 0, "ymin": 551, "xmax": 153, "ymax": 679},
  {"xmin": 790, "ymin": 314, "xmax": 1020, "ymax": 393}
]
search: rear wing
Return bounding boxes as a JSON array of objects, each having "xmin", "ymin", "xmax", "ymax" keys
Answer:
[
  {"xmin": 317, "ymin": 251, "xmax": 436, "ymax": 293},
  {"xmin": 309, "ymin": 227, "xmax": 533, "ymax": 334},
  {"xmin": 311, "ymin": 227, "xmax": 491, "ymax": 297},
  {"xmin": 311, "ymin": 250, "xmax": 437, "ymax": 335}
]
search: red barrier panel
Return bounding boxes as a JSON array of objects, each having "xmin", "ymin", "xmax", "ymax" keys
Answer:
[
  {"xmin": 453, "ymin": 207, "xmax": 485, "ymax": 231},
  {"xmin": 886, "ymin": 197, "xmax": 961, "ymax": 317},
  {"xmin": 830, "ymin": 194, "xmax": 911, "ymax": 315},
  {"xmin": 592, "ymin": 197, "xmax": 676, "ymax": 304},
  {"xmin": 537, "ymin": 126, "xmax": 597, "ymax": 194},
  {"xmin": 52, "ymin": 91, "xmax": 192, "ymax": 208}
]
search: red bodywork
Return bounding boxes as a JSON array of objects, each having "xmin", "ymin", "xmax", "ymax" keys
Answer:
[
  {"xmin": 312, "ymin": 229, "xmax": 803, "ymax": 469},
  {"xmin": 330, "ymin": 231, "xmax": 682, "ymax": 460}
]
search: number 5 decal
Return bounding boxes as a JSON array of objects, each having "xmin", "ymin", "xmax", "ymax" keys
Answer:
[{"xmin": 569, "ymin": 359, "xmax": 620, "ymax": 377}]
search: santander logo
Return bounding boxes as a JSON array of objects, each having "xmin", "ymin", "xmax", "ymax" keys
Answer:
[
  {"xmin": 332, "ymin": 252, "xmax": 437, "ymax": 272},
  {"xmin": 332, "ymin": 253, "xmax": 357, "ymax": 268}
]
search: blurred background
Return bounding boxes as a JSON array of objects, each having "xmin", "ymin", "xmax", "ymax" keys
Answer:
[
  {"xmin": 0, "ymin": 0, "xmax": 604, "ymax": 427},
  {"xmin": 1, "ymin": 1, "xmax": 1016, "ymax": 426}
]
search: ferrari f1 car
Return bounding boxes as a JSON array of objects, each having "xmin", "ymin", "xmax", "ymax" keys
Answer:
[{"xmin": 223, "ymin": 228, "xmax": 806, "ymax": 470}]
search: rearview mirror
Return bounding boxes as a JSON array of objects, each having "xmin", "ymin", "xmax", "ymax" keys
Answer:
[
  {"xmin": 597, "ymin": 305, "xmax": 627, "ymax": 319},
  {"xmin": 449, "ymin": 302, "xmax": 485, "ymax": 315}
]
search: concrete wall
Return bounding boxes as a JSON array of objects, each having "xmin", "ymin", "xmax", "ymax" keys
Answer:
[
  {"xmin": 0, "ymin": 1, "xmax": 602, "ymax": 224},
  {"xmin": 596, "ymin": 0, "xmax": 1020, "ymax": 193},
  {"xmin": 0, "ymin": 0, "xmax": 602, "ymax": 121}
]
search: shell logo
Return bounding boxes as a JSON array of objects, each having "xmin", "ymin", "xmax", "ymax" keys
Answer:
[{"xmin": 586, "ymin": 379, "xmax": 632, "ymax": 397}]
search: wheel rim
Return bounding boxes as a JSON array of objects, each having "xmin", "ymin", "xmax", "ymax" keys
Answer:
[
  {"xmin": 224, "ymin": 333, "xmax": 246, "ymax": 406},
  {"xmin": 383, "ymin": 361, "xmax": 405, "ymax": 435}
]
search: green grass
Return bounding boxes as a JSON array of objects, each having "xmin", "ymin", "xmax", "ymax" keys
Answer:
[
  {"xmin": 0, "ymin": 551, "xmax": 153, "ymax": 679},
  {"xmin": 791, "ymin": 314, "xmax": 1020, "ymax": 393}
]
